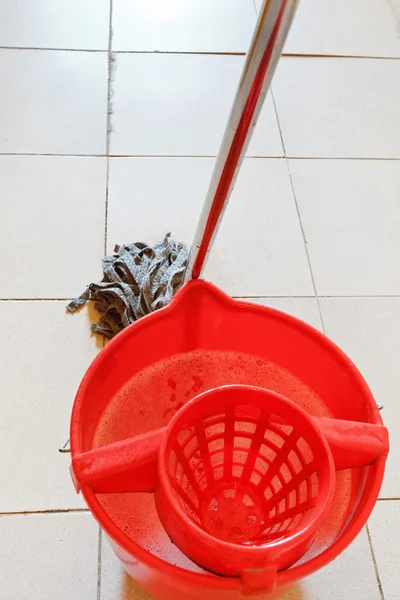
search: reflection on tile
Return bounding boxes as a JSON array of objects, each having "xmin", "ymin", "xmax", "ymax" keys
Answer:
[
  {"xmin": 0, "ymin": 0, "xmax": 110, "ymax": 50},
  {"xmin": 110, "ymin": 53, "xmax": 283, "ymax": 157},
  {"xmin": 112, "ymin": 0, "xmax": 256, "ymax": 52}
]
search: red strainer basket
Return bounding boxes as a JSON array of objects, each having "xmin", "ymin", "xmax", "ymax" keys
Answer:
[{"xmin": 156, "ymin": 386, "xmax": 335, "ymax": 581}]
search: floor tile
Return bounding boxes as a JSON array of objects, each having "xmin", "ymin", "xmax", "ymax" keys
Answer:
[
  {"xmin": 280, "ymin": 529, "xmax": 381, "ymax": 600},
  {"xmin": 241, "ymin": 297, "xmax": 322, "ymax": 330},
  {"xmin": 107, "ymin": 157, "xmax": 212, "ymax": 250},
  {"xmin": 0, "ymin": 49, "xmax": 107, "ymax": 154},
  {"xmin": 369, "ymin": 500, "xmax": 400, "ymax": 600},
  {"xmin": 259, "ymin": 0, "xmax": 400, "ymax": 58},
  {"xmin": 107, "ymin": 157, "xmax": 313, "ymax": 296},
  {"xmin": 273, "ymin": 57, "xmax": 400, "ymax": 158},
  {"xmin": 0, "ymin": 0, "xmax": 110, "ymax": 50},
  {"xmin": 0, "ymin": 513, "xmax": 98, "ymax": 600},
  {"xmin": 0, "ymin": 156, "xmax": 106, "ymax": 299},
  {"xmin": 110, "ymin": 53, "xmax": 283, "ymax": 157},
  {"xmin": 0, "ymin": 301, "xmax": 101, "ymax": 512},
  {"xmin": 100, "ymin": 534, "xmax": 154, "ymax": 599},
  {"xmin": 112, "ymin": 0, "xmax": 256, "ymax": 52},
  {"xmin": 319, "ymin": 297, "xmax": 400, "ymax": 498},
  {"xmin": 204, "ymin": 159, "xmax": 313, "ymax": 295},
  {"xmin": 288, "ymin": 160, "xmax": 400, "ymax": 296}
]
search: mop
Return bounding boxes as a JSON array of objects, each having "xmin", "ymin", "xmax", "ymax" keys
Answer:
[
  {"xmin": 66, "ymin": 1, "xmax": 297, "ymax": 339},
  {"xmin": 66, "ymin": 234, "xmax": 188, "ymax": 338}
]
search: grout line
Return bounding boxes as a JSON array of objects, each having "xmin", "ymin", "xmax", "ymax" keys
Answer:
[
  {"xmin": 285, "ymin": 160, "xmax": 326, "ymax": 332},
  {"xmin": 2, "ymin": 152, "xmax": 400, "ymax": 161},
  {"xmin": 104, "ymin": 159, "xmax": 110, "ymax": 255},
  {"xmin": 0, "ymin": 508, "xmax": 90, "ymax": 517},
  {"xmin": 0, "ymin": 152, "xmax": 108, "ymax": 157},
  {"xmin": 0, "ymin": 297, "xmax": 73, "ymax": 301},
  {"xmin": 1, "ymin": 45, "xmax": 400, "ymax": 61},
  {"xmin": 97, "ymin": 528, "xmax": 103, "ymax": 600},
  {"xmin": 3, "ymin": 294, "xmax": 400, "ymax": 302},
  {"xmin": 107, "ymin": 153, "xmax": 218, "ymax": 159},
  {"xmin": 317, "ymin": 294, "xmax": 400, "ymax": 299},
  {"xmin": 271, "ymin": 87, "xmax": 286, "ymax": 155},
  {"xmin": 311, "ymin": 298, "xmax": 326, "ymax": 333},
  {"xmin": 109, "ymin": 153, "xmax": 217, "ymax": 158},
  {"xmin": 114, "ymin": 49, "xmax": 246, "ymax": 56},
  {"xmin": 281, "ymin": 52, "xmax": 400, "ymax": 61},
  {"xmin": 273, "ymin": 75, "xmax": 327, "ymax": 334},
  {"xmin": 106, "ymin": 0, "xmax": 114, "ymax": 157},
  {"xmin": 104, "ymin": 0, "xmax": 114, "ymax": 255},
  {"xmin": 377, "ymin": 497, "xmax": 400, "ymax": 501},
  {"xmin": 109, "ymin": 155, "xmax": 400, "ymax": 161},
  {"xmin": 284, "ymin": 156, "xmax": 400, "ymax": 161},
  {"xmin": 366, "ymin": 524, "xmax": 386, "ymax": 600},
  {"xmin": 232, "ymin": 295, "xmax": 315, "ymax": 299},
  {"xmin": 246, "ymin": 154, "xmax": 284, "ymax": 158},
  {"xmin": 0, "ymin": 45, "xmax": 108, "ymax": 52}
]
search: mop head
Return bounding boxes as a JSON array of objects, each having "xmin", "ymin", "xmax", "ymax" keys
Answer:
[{"xmin": 67, "ymin": 234, "xmax": 189, "ymax": 338}]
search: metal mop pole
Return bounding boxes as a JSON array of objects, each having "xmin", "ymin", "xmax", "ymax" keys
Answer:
[{"xmin": 184, "ymin": 0, "xmax": 300, "ymax": 283}]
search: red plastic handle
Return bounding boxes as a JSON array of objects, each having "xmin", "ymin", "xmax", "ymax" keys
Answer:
[
  {"xmin": 313, "ymin": 417, "xmax": 389, "ymax": 471},
  {"xmin": 71, "ymin": 427, "xmax": 165, "ymax": 494},
  {"xmin": 71, "ymin": 417, "xmax": 389, "ymax": 495}
]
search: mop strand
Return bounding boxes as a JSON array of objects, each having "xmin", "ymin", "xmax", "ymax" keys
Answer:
[{"xmin": 66, "ymin": 233, "xmax": 188, "ymax": 338}]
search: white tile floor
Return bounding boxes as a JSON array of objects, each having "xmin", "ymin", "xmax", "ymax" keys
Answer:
[{"xmin": 1, "ymin": 1, "xmax": 399, "ymax": 599}]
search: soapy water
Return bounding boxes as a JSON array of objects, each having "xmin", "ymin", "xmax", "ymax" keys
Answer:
[{"xmin": 93, "ymin": 349, "xmax": 352, "ymax": 571}]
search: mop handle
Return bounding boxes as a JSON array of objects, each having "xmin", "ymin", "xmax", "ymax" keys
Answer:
[{"xmin": 184, "ymin": 0, "xmax": 299, "ymax": 282}]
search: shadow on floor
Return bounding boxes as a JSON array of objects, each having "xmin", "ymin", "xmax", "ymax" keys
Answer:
[
  {"xmin": 119, "ymin": 575, "xmax": 308, "ymax": 600},
  {"xmin": 121, "ymin": 572, "xmax": 154, "ymax": 599}
]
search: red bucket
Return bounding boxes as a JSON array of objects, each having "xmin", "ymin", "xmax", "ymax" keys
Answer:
[{"xmin": 70, "ymin": 280, "xmax": 387, "ymax": 599}]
